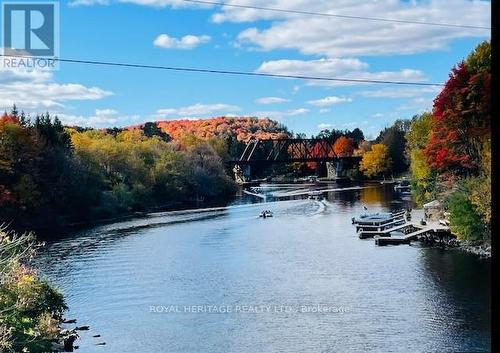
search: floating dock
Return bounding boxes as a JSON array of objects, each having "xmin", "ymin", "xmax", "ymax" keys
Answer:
[
  {"xmin": 374, "ymin": 226, "xmax": 450, "ymax": 246},
  {"xmin": 358, "ymin": 222, "xmax": 414, "ymax": 239},
  {"xmin": 355, "ymin": 218, "xmax": 406, "ymax": 232},
  {"xmin": 352, "ymin": 208, "xmax": 452, "ymax": 245}
]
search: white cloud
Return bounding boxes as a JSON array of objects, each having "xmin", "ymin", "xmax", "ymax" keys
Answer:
[
  {"xmin": 68, "ymin": 1, "xmax": 490, "ymax": 58},
  {"xmin": 257, "ymin": 58, "xmax": 367, "ymax": 77},
  {"xmin": 318, "ymin": 123, "xmax": 333, "ymax": 130},
  {"xmin": 255, "ymin": 58, "xmax": 427, "ymax": 87},
  {"xmin": 359, "ymin": 86, "xmax": 441, "ymax": 98},
  {"xmin": 69, "ymin": 0, "xmax": 109, "ymax": 5},
  {"xmin": 307, "ymin": 96, "xmax": 352, "ymax": 107},
  {"xmin": 319, "ymin": 108, "xmax": 331, "ymax": 114},
  {"xmin": 70, "ymin": 0, "xmax": 208, "ymax": 7},
  {"xmin": 255, "ymin": 96, "xmax": 290, "ymax": 104},
  {"xmin": 153, "ymin": 34, "xmax": 211, "ymax": 49},
  {"xmin": 249, "ymin": 108, "xmax": 309, "ymax": 120},
  {"xmin": 0, "ymin": 66, "xmax": 113, "ymax": 111},
  {"xmin": 286, "ymin": 108, "xmax": 309, "ymax": 116},
  {"xmin": 58, "ymin": 109, "xmax": 140, "ymax": 128},
  {"xmin": 397, "ymin": 97, "xmax": 434, "ymax": 112},
  {"xmin": 229, "ymin": 1, "xmax": 490, "ymax": 57},
  {"xmin": 156, "ymin": 103, "xmax": 241, "ymax": 118}
]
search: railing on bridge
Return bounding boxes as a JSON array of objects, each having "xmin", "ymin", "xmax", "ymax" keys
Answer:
[{"xmin": 230, "ymin": 138, "xmax": 361, "ymax": 183}]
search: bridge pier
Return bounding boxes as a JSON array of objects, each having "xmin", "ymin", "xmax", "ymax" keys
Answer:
[
  {"xmin": 233, "ymin": 164, "xmax": 251, "ymax": 183},
  {"xmin": 326, "ymin": 160, "xmax": 346, "ymax": 179}
]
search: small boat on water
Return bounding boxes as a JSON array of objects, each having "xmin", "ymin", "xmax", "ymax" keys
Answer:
[
  {"xmin": 351, "ymin": 209, "xmax": 406, "ymax": 225},
  {"xmin": 394, "ymin": 179, "xmax": 411, "ymax": 192},
  {"xmin": 259, "ymin": 210, "xmax": 273, "ymax": 218},
  {"xmin": 307, "ymin": 191, "xmax": 324, "ymax": 201}
]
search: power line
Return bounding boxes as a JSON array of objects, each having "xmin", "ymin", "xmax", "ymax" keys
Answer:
[
  {"xmin": 0, "ymin": 54, "xmax": 444, "ymax": 86},
  {"xmin": 181, "ymin": 0, "xmax": 490, "ymax": 30}
]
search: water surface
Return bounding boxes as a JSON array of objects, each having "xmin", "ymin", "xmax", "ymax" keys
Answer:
[{"xmin": 36, "ymin": 184, "xmax": 491, "ymax": 352}]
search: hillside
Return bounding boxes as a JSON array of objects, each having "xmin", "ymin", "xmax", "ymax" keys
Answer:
[{"xmin": 156, "ymin": 116, "xmax": 290, "ymax": 141}]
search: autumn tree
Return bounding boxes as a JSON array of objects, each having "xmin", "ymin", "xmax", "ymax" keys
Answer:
[
  {"xmin": 359, "ymin": 144, "xmax": 392, "ymax": 178},
  {"xmin": 406, "ymin": 112, "xmax": 437, "ymax": 205},
  {"xmin": 424, "ymin": 41, "xmax": 490, "ymax": 173},
  {"xmin": 353, "ymin": 140, "xmax": 372, "ymax": 157},
  {"xmin": 333, "ymin": 136, "xmax": 355, "ymax": 157},
  {"xmin": 376, "ymin": 119, "xmax": 410, "ymax": 173}
]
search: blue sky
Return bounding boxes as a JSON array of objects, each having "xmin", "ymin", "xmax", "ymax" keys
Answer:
[{"xmin": 1, "ymin": 0, "xmax": 491, "ymax": 138}]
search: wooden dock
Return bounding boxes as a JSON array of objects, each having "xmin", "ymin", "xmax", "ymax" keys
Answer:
[
  {"xmin": 352, "ymin": 208, "xmax": 452, "ymax": 245},
  {"xmin": 355, "ymin": 218, "xmax": 406, "ymax": 232},
  {"xmin": 374, "ymin": 224, "xmax": 451, "ymax": 246},
  {"xmin": 358, "ymin": 222, "xmax": 414, "ymax": 239}
]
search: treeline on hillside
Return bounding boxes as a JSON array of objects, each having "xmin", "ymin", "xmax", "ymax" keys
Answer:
[
  {"xmin": 0, "ymin": 111, "xmax": 237, "ymax": 233},
  {"xmin": 156, "ymin": 117, "xmax": 290, "ymax": 141},
  {"xmin": 406, "ymin": 41, "xmax": 490, "ymax": 243}
]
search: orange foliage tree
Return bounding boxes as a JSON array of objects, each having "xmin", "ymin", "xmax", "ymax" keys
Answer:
[{"xmin": 333, "ymin": 136, "xmax": 355, "ymax": 157}]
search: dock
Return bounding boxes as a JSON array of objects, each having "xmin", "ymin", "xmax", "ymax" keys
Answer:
[
  {"xmin": 374, "ymin": 225, "xmax": 450, "ymax": 246},
  {"xmin": 358, "ymin": 222, "xmax": 414, "ymax": 239},
  {"xmin": 355, "ymin": 218, "xmax": 406, "ymax": 232},
  {"xmin": 352, "ymin": 210, "xmax": 406, "ymax": 226},
  {"xmin": 353, "ymin": 208, "xmax": 452, "ymax": 245}
]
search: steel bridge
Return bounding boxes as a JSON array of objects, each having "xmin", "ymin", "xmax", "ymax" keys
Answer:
[{"xmin": 230, "ymin": 138, "xmax": 361, "ymax": 182}]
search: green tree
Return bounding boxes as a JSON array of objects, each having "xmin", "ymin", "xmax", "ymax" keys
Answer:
[{"xmin": 376, "ymin": 119, "xmax": 410, "ymax": 173}]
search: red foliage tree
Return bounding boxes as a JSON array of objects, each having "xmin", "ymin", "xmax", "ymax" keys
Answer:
[
  {"xmin": 155, "ymin": 117, "xmax": 290, "ymax": 142},
  {"xmin": 333, "ymin": 136, "xmax": 355, "ymax": 157},
  {"xmin": 424, "ymin": 58, "xmax": 490, "ymax": 172}
]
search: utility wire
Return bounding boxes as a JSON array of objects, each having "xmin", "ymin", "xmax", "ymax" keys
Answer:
[
  {"xmin": 0, "ymin": 54, "xmax": 444, "ymax": 86},
  {"xmin": 181, "ymin": 0, "xmax": 490, "ymax": 30}
]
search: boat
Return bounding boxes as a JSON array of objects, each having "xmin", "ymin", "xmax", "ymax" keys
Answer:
[
  {"xmin": 307, "ymin": 191, "xmax": 324, "ymax": 200},
  {"xmin": 394, "ymin": 179, "xmax": 411, "ymax": 192},
  {"xmin": 351, "ymin": 209, "xmax": 406, "ymax": 225},
  {"xmin": 259, "ymin": 210, "xmax": 273, "ymax": 218}
]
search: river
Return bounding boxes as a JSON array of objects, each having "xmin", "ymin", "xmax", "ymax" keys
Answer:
[{"xmin": 35, "ymin": 183, "xmax": 491, "ymax": 352}]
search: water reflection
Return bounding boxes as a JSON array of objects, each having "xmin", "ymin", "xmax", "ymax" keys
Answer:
[{"xmin": 34, "ymin": 184, "xmax": 490, "ymax": 353}]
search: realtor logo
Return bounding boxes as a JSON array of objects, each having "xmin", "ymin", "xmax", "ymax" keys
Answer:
[{"xmin": 2, "ymin": 1, "xmax": 59, "ymax": 68}]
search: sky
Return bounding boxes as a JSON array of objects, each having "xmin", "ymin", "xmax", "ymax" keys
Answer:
[{"xmin": 0, "ymin": 0, "xmax": 491, "ymax": 138}]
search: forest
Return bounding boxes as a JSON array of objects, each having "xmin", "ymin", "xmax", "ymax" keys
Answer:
[
  {"xmin": 0, "ymin": 114, "xmax": 244, "ymax": 233},
  {"xmin": 406, "ymin": 41, "xmax": 491, "ymax": 244}
]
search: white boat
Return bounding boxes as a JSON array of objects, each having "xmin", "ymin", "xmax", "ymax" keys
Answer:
[
  {"xmin": 394, "ymin": 179, "xmax": 411, "ymax": 192},
  {"xmin": 259, "ymin": 210, "xmax": 273, "ymax": 218},
  {"xmin": 307, "ymin": 191, "xmax": 324, "ymax": 200}
]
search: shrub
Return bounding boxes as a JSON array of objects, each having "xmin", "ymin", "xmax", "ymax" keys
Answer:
[
  {"xmin": 447, "ymin": 191, "xmax": 488, "ymax": 243},
  {"xmin": 1, "ymin": 228, "xmax": 67, "ymax": 352}
]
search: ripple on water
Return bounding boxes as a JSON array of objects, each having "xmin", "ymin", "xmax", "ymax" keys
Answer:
[{"xmin": 35, "ymin": 186, "xmax": 490, "ymax": 353}]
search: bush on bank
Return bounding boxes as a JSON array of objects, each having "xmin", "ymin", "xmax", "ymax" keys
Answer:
[{"xmin": 1, "ymin": 228, "xmax": 67, "ymax": 352}]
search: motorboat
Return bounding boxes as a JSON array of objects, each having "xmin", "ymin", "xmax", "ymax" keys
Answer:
[
  {"xmin": 351, "ymin": 209, "xmax": 406, "ymax": 225},
  {"xmin": 259, "ymin": 210, "xmax": 273, "ymax": 218},
  {"xmin": 308, "ymin": 191, "xmax": 324, "ymax": 201},
  {"xmin": 351, "ymin": 212, "xmax": 393, "ymax": 225},
  {"xmin": 394, "ymin": 179, "xmax": 411, "ymax": 192}
]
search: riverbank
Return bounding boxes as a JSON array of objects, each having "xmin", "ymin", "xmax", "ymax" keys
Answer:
[
  {"xmin": 35, "ymin": 196, "xmax": 236, "ymax": 240},
  {"xmin": 459, "ymin": 242, "xmax": 492, "ymax": 258}
]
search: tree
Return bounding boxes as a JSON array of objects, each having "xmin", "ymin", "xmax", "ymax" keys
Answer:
[
  {"xmin": 359, "ymin": 144, "xmax": 392, "ymax": 178},
  {"xmin": 406, "ymin": 112, "xmax": 436, "ymax": 205},
  {"xmin": 346, "ymin": 128, "xmax": 364, "ymax": 145},
  {"xmin": 333, "ymin": 136, "xmax": 355, "ymax": 157},
  {"xmin": 448, "ymin": 190, "xmax": 488, "ymax": 242},
  {"xmin": 142, "ymin": 122, "xmax": 171, "ymax": 141},
  {"xmin": 353, "ymin": 140, "xmax": 372, "ymax": 157},
  {"xmin": 424, "ymin": 41, "xmax": 490, "ymax": 173},
  {"xmin": 376, "ymin": 119, "xmax": 410, "ymax": 173}
]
